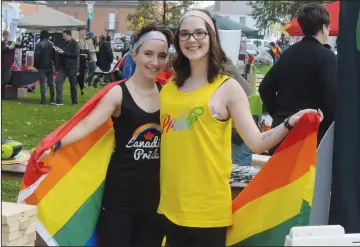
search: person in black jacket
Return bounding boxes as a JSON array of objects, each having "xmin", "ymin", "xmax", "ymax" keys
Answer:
[
  {"xmin": 92, "ymin": 35, "xmax": 113, "ymax": 87},
  {"xmin": 34, "ymin": 30, "xmax": 56, "ymax": 105},
  {"xmin": 259, "ymin": 3, "xmax": 337, "ymax": 154},
  {"xmin": 54, "ymin": 29, "xmax": 80, "ymax": 105}
]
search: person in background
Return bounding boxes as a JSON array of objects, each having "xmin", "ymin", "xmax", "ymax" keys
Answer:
[
  {"xmin": 122, "ymin": 52, "xmax": 136, "ymax": 79},
  {"xmin": 121, "ymin": 36, "xmax": 131, "ymax": 57},
  {"xmin": 268, "ymin": 41, "xmax": 281, "ymax": 63},
  {"xmin": 119, "ymin": 33, "xmax": 136, "ymax": 79},
  {"xmin": 54, "ymin": 29, "xmax": 80, "ymax": 105},
  {"xmin": 323, "ymin": 43, "xmax": 332, "ymax": 49},
  {"xmin": 93, "ymin": 36, "xmax": 98, "ymax": 48},
  {"xmin": 1, "ymin": 30, "xmax": 23, "ymax": 100},
  {"xmin": 84, "ymin": 32, "xmax": 98, "ymax": 87},
  {"xmin": 259, "ymin": 3, "xmax": 337, "ymax": 154},
  {"xmin": 90, "ymin": 35, "xmax": 113, "ymax": 88},
  {"xmin": 77, "ymin": 28, "xmax": 89, "ymax": 96},
  {"xmin": 34, "ymin": 30, "xmax": 56, "ymax": 105}
]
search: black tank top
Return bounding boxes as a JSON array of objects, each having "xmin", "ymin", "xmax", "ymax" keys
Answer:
[{"xmin": 102, "ymin": 82, "xmax": 162, "ymax": 213}]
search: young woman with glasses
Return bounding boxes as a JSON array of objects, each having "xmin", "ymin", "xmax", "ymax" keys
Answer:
[{"xmin": 158, "ymin": 9, "xmax": 322, "ymax": 246}]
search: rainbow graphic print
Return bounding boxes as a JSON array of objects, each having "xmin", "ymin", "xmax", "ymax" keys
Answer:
[
  {"xmin": 126, "ymin": 122, "xmax": 161, "ymax": 161},
  {"xmin": 130, "ymin": 123, "xmax": 161, "ymax": 140},
  {"xmin": 18, "ymin": 77, "xmax": 319, "ymax": 246}
]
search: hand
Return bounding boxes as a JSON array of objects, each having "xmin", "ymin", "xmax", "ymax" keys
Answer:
[
  {"xmin": 9, "ymin": 44, "xmax": 15, "ymax": 49},
  {"xmin": 56, "ymin": 49, "xmax": 64, "ymax": 54},
  {"xmin": 288, "ymin": 109, "xmax": 323, "ymax": 127}
]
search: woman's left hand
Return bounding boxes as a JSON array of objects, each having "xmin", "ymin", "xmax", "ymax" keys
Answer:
[{"xmin": 289, "ymin": 109, "xmax": 324, "ymax": 127}]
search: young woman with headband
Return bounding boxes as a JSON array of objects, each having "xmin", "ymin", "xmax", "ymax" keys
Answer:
[
  {"xmin": 158, "ymin": 9, "xmax": 323, "ymax": 246},
  {"xmin": 41, "ymin": 24, "xmax": 173, "ymax": 247}
]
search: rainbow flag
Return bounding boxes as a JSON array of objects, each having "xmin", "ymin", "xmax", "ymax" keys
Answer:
[
  {"xmin": 227, "ymin": 113, "xmax": 320, "ymax": 246},
  {"xmin": 18, "ymin": 81, "xmax": 124, "ymax": 246},
  {"xmin": 18, "ymin": 79, "xmax": 319, "ymax": 246}
]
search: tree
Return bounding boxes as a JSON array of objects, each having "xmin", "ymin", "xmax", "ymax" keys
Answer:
[
  {"xmin": 248, "ymin": 0, "xmax": 337, "ymax": 32},
  {"xmin": 127, "ymin": 0, "xmax": 198, "ymax": 31}
]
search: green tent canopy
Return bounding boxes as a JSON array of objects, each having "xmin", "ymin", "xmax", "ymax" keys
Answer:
[{"xmin": 212, "ymin": 14, "xmax": 258, "ymax": 36}]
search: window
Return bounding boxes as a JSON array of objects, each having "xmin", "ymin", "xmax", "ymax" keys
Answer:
[
  {"xmin": 264, "ymin": 41, "xmax": 271, "ymax": 48},
  {"xmin": 108, "ymin": 12, "xmax": 116, "ymax": 30},
  {"xmin": 239, "ymin": 16, "xmax": 246, "ymax": 25}
]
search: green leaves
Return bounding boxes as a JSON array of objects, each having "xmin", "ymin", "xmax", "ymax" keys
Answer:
[
  {"xmin": 126, "ymin": 0, "xmax": 197, "ymax": 31},
  {"xmin": 248, "ymin": 0, "xmax": 337, "ymax": 32}
]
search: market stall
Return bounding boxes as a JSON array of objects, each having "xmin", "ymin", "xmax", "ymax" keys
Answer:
[{"xmin": 5, "ymin": 7, "xmax": 86, "ymax": 99}]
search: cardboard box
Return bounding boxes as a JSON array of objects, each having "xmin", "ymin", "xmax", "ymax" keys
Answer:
[
  {"xmin": 5, "ymin": 87, "xmax": 28, "ymax": 99},
  {"xmin": 2, "ymin": 202, "xmax": 37, "ymax": 224}
]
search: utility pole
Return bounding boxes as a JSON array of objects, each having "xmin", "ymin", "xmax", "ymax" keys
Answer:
[{"xmin": 86, "ymin": 1, "xmax": 95, "ymax": 31}]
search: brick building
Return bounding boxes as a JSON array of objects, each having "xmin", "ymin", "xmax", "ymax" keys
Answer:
[{"xmin": 46, "ymin": 1, "xmax": 138, "ymax": 38}]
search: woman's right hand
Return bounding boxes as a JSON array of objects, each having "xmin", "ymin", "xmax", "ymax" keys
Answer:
[{"xmin": 288, "ymin": 109, "xmax": 323, "ymax": 127}]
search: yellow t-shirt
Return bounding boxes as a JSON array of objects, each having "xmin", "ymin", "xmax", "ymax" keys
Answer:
[{"xmin": 159, "ymin": 74, "xmax": 233, "ymax": 227}]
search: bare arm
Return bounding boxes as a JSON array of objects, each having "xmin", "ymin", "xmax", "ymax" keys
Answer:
[
  {"xmin": 226, "ymin": 79, "xmax": 317, "ymax": 154},
  {"xmin": 60, "ymin": 86, "xmax": 122, "ymax": 147}
]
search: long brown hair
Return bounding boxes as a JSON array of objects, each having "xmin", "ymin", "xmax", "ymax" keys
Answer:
[{"xmin": 172, "ymin": 9, "xmax": 231, "ymax": 87}]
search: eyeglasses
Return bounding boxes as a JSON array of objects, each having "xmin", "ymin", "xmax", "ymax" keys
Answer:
[{"xmin": 178, "ymin": 30, "xmax": 208, "ymax": 41}]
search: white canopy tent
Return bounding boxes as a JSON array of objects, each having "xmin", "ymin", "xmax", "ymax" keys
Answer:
[{"xmin": 18, "ymin": 7, "xmax": 86, "ymax": 31}]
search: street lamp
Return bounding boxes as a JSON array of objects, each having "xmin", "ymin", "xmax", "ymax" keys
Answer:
[{"xmin": 86, "ymin": 1, "xmax": 95, "ymax": 31}]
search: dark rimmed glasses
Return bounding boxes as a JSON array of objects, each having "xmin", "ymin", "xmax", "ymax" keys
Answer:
[{"xmin": 178, "ymin": 30, "xmax": 209, "ymax": 41}]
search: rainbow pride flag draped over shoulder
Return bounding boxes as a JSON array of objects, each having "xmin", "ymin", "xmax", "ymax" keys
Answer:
[
  {"xmin": 227, "ymin": 113, "xmax": 320, "ymax": 246},
  {"xmin": 18, "ymin": 81, "xmax": 124, "ymax": 246},
  {"xmin": 18, "ymin": 78, "xmax": 319, "ymax": 246}
]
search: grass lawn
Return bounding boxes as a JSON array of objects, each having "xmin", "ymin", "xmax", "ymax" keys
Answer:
[{"xmin": 2, "ymin": 82, "xmax": 101, "ymax": 202}]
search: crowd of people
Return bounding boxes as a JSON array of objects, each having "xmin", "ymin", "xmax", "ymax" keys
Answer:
[
  {"xmin": 35, "ymin": 2, "xmax": 333, "ymax": 246},
  {"xmin": 1, "ymin": 28, "xmax": 115, "ymax": 104},
  {"xmin": 34, "ymin": 29, "xmax": 114, "ymax": 105}
]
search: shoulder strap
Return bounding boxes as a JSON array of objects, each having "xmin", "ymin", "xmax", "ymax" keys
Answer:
[
  {"xmin": 204, "ymin": 74, "xmax": 231, "ymax": 99},
  {"xmin": 156, "ymin": 82, "xmax": 162, "ymax": 91}
]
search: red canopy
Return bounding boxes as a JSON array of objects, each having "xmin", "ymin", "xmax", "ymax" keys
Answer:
[{"xmin": 284, "ymin": 1, "xmax": 339, "ymax": 36}]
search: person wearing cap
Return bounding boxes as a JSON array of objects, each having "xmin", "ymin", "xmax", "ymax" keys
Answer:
[
  {"xmin": 84, "ymin": 31, "xmax": 97, "ymax": 87},
  {"xmin": 34, "ymin": 30, "xmax": 56, "ymax": 104},
  {"xmin": 1, "ymin": 30, "xmax": 22, "ymax": 100}
]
